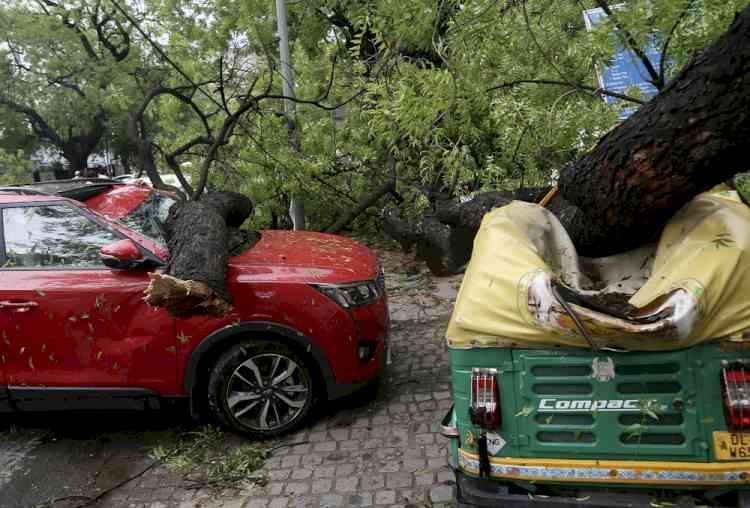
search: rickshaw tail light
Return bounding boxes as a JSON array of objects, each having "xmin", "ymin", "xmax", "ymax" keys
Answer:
[
  {"xmin": 470, "ymin": 368, "xmax": 501, "ymax": 430},
  {"xmin": 722, "ymin": 366, "xmax": 750, "ymax": 431}
]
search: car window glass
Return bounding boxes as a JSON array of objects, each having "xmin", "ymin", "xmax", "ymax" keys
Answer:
[
  {"xmin": 119, "ymin": 191, "xmax": 176, "ymax": 245},
  {"xmin": 2, "ymin": 205, "xmax": 121, "ymax": 268}
]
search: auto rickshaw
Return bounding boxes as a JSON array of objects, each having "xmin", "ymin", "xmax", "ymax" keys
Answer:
[{"xmin": 442, "ymin": 186, "xmax": 750, "ymax": 507}]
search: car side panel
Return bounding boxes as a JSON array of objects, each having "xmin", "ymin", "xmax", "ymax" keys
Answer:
[
  {"xmin": 229, "ymin": 276, "xmax": 360, "ymax": 384},
  {"xmin": 0, "ymin": 312, "xmax": 9, "ymax": 411},
  {"xmin": 0, "ymin": 304, "xmax": 8, "ymax": 386},
  {"xmin": 0, "ymin": 269, "xmax": 180, "ymax": 394}
]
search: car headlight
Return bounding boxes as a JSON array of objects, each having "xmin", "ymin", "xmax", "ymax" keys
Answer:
[{"xmin": 312, "ymin": 281, "xmax": 381, "ymax": 308}]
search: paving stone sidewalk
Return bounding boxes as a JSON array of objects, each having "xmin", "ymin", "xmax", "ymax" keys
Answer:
[
  {"xmin": 175, "ymin": 270, "xmax": 462, "ymax": 508},
  {"xmin": 176, "ymin": 310, "xmax": 454, "ymax": 508},
  {"xmin": 221, "ymin": 315, "xmax": 458, "ymax": 508}
]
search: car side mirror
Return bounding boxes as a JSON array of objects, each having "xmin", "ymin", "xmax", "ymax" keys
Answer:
[{"xmin": 100, "ymin": 239, "xmax": 146, "ymax": 270}]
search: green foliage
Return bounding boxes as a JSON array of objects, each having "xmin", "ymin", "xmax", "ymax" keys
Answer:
[
  {"xmin": 1, "ymin": 0, "xmax": 748, "ymax": 231},
  {"xmin": 0, "ymin": 149, "xmax": 32, "ymax": 185},
  {"xmin": 240, "ymin": 0, "xmax": 748, "ymax": 228},
  {"xmin": 151, "ymin": 424, "xmax": 268, "ymax": 487},
  {"xmin": 735, "ymin": 173, "xmax": 750, "ymax": 202},
  {"xmin": 248, "ymin": 0, "xmax": 746, "ymax": 228},
  {"xmin": 0, "ymin": 0, "xmax": 143, "ymax": 168}
]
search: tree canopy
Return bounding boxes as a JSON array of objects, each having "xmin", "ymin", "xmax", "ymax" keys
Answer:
[
  {"xmin": 1, "ymin": 0, "xmax": 748, "ymax": 229},
  {"xmin": 0, "ymin": 0, "xmax": 141, "ymax": 173}
]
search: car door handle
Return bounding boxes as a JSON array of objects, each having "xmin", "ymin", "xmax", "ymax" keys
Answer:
[{"xmin": 0, "ymin": 301, "xmax": 39, "ymax": 310}]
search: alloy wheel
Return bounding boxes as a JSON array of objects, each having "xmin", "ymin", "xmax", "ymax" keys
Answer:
[{"xmin": 224, "ymin": 353, "xmax": 311, "ymax": 431}]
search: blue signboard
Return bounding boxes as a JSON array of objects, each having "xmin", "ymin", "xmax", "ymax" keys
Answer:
[{"xmin": 583, "ymin": 7, "xmax": 662, "ymax": 119}]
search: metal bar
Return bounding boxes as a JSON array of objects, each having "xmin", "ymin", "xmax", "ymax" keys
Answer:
[
  {"xmin": 551, "ymin": 285, "xmax": 600, "ymax": 352},
  {"xmin": 0, "ymin": 301, "xmax": 38, "ymax": 309}
]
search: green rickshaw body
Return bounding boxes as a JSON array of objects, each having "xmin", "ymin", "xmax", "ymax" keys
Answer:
[
  {"xmin": 443, "ymin": 343, "xmax": 750, "ymax": 506},
  {"xmin": 446, "ymin": 343, "xmax": 750, "ymax": 479},
  {"xmin": 442, "ymin": 189, "xmax": 750, "ymax": 506}
]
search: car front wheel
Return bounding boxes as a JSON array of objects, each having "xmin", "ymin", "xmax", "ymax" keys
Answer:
[{"xmin": 207, "ymin": 340, "xmax": 316, "ymax": 438}]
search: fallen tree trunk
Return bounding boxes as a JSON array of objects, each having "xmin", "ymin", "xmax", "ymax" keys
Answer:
[
  {"xmin": 557, "ymin": 3, "xmax": 750, "ymax": 256},
  {"xmin": 386, "ymin": 5, "xmax": 750, "ymax": 273},
  {"xmin": 383, "ymin": 208, "xmax": 479, "ymax": 275},
  {"xmin": 144, "ymin": 191, "xmax": 254, "ymax": 318},
  {"xmin": 436, "ymin": 191, "xmax": 516, "ymax": 229},
  {"xmin": 383, "ymin": 189, "xmax": 534, "ymax": 275}
]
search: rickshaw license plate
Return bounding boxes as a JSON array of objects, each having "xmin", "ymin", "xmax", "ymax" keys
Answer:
[{"xmin": 713, "ymin": 432, "xmax": 750, "ymax": 460}]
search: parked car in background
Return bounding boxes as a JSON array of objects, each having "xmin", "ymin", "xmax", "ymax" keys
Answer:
[
  {"xmin": 0, "ymin": 180, "xmax": 389, "ymax": 437},
  {"xmin": 111, "ymin": 173, "xmax": 192, "ymax": 192}
]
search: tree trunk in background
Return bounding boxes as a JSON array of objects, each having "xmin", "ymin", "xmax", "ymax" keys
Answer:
[
  {"xmin": 60, "ymin": 144, "xmax": 87, "ymax": 175},
  {"xmin": 289, "ymin": 197, "xmax": 306, "ymax": 230},
  {"xmin": 557, "ymin": 4, "xmax": 750, "ymax": 256},
  {"xmin": 59, "ymin": 109, "xmax": 106, "ymax": 178}
]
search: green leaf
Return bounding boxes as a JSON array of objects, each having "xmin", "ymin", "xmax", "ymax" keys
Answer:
[
  {"xmin": 515, "ymin": 405, "xmax": 534, "ymax": 417},
  {"xmin": 623, "ymin": 423, "xmax": 647, "ymax": 438}
]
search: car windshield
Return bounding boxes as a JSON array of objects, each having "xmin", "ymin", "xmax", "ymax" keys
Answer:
[{"xmin": 118, "ymin": 191, "xmax": 176, "ymax": 246}]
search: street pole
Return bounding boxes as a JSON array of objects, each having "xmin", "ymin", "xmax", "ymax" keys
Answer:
[
  {"xmin": 275, "ymin": 0, "xmax": 305, "ymax": 230},
  {"xmin": 275, "ymin": 0, "xmax": 295, "ymax": 113}
]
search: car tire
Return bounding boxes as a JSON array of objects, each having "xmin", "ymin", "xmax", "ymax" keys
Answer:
[{"xmin": 207, "ymin": 339, "xmax": 317, "ymax": 438}]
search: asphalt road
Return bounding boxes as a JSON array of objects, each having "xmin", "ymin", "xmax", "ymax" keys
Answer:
[{"xmin": 0, "ymin": 409, "xmax": 182, "ymax": 508}]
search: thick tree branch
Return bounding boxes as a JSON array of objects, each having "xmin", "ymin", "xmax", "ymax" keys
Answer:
[
  {"xmin": 557, "ymin": 3, "xmax": 750, "ymax": 255},
  {"xmin": 128, "ymin": 88, "xmax": 187, "ymax": 195},
  {"xmin": 0, "ymin": 96, "xmax": 64, "ymax": 146},
  {"xmin": 325, "ymin": 155, "xmax": 397, "ymax": 233},
  {"xmin": 91, "ymin": 2, "xmax": 131, "ymax": 62},
  {"xmin": 218, "ymin": 55, "xmax": 230, "ymax": 113},
  {"xmin": 191, "ymin": 89, "xmax": 262, "ymax": 199},
  {"xmin": 164, "ymin": 136, "xmax": 213, "ymax": 196},
  {"xmin": 138, "ymin": 85, "xmax": 214, "ymax": 139}
]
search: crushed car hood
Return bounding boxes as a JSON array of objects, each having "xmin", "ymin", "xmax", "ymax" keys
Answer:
[{"xmin": 230, "ymin": 230, "xmax": 379, "ymax": 282}]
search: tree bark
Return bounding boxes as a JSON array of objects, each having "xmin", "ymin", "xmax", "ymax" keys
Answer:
[
  {"xmin": 383, "ymin": 189, "xmax": 534, "ymax": 275},
  {"xmin": 557, "ymin": 4, "xmax": 750, "ymax": 256},
  {"xmin": 61, "ymin": 141, "xmax": 92, "ymax": 172},
  {"xmin": 435, "ymin": 191, "xmax": 515, "ymax": 230},
  {"xmin": 144, "ymin": 191, "xmax": 253, "ymax": 318}
]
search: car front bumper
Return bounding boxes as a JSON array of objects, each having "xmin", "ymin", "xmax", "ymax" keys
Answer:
[
  {"xmin": 326, "ymin": 338, "xmax": 388, "ymax": 400},
  {"xmin": 326, "ymin": 303, "xmax": 389, "ymax": 400}
]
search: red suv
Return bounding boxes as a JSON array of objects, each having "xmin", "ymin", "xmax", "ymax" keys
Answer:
[{"xmin": 0, "ymin": 181, "xmax": 389, "ymax": 437}]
